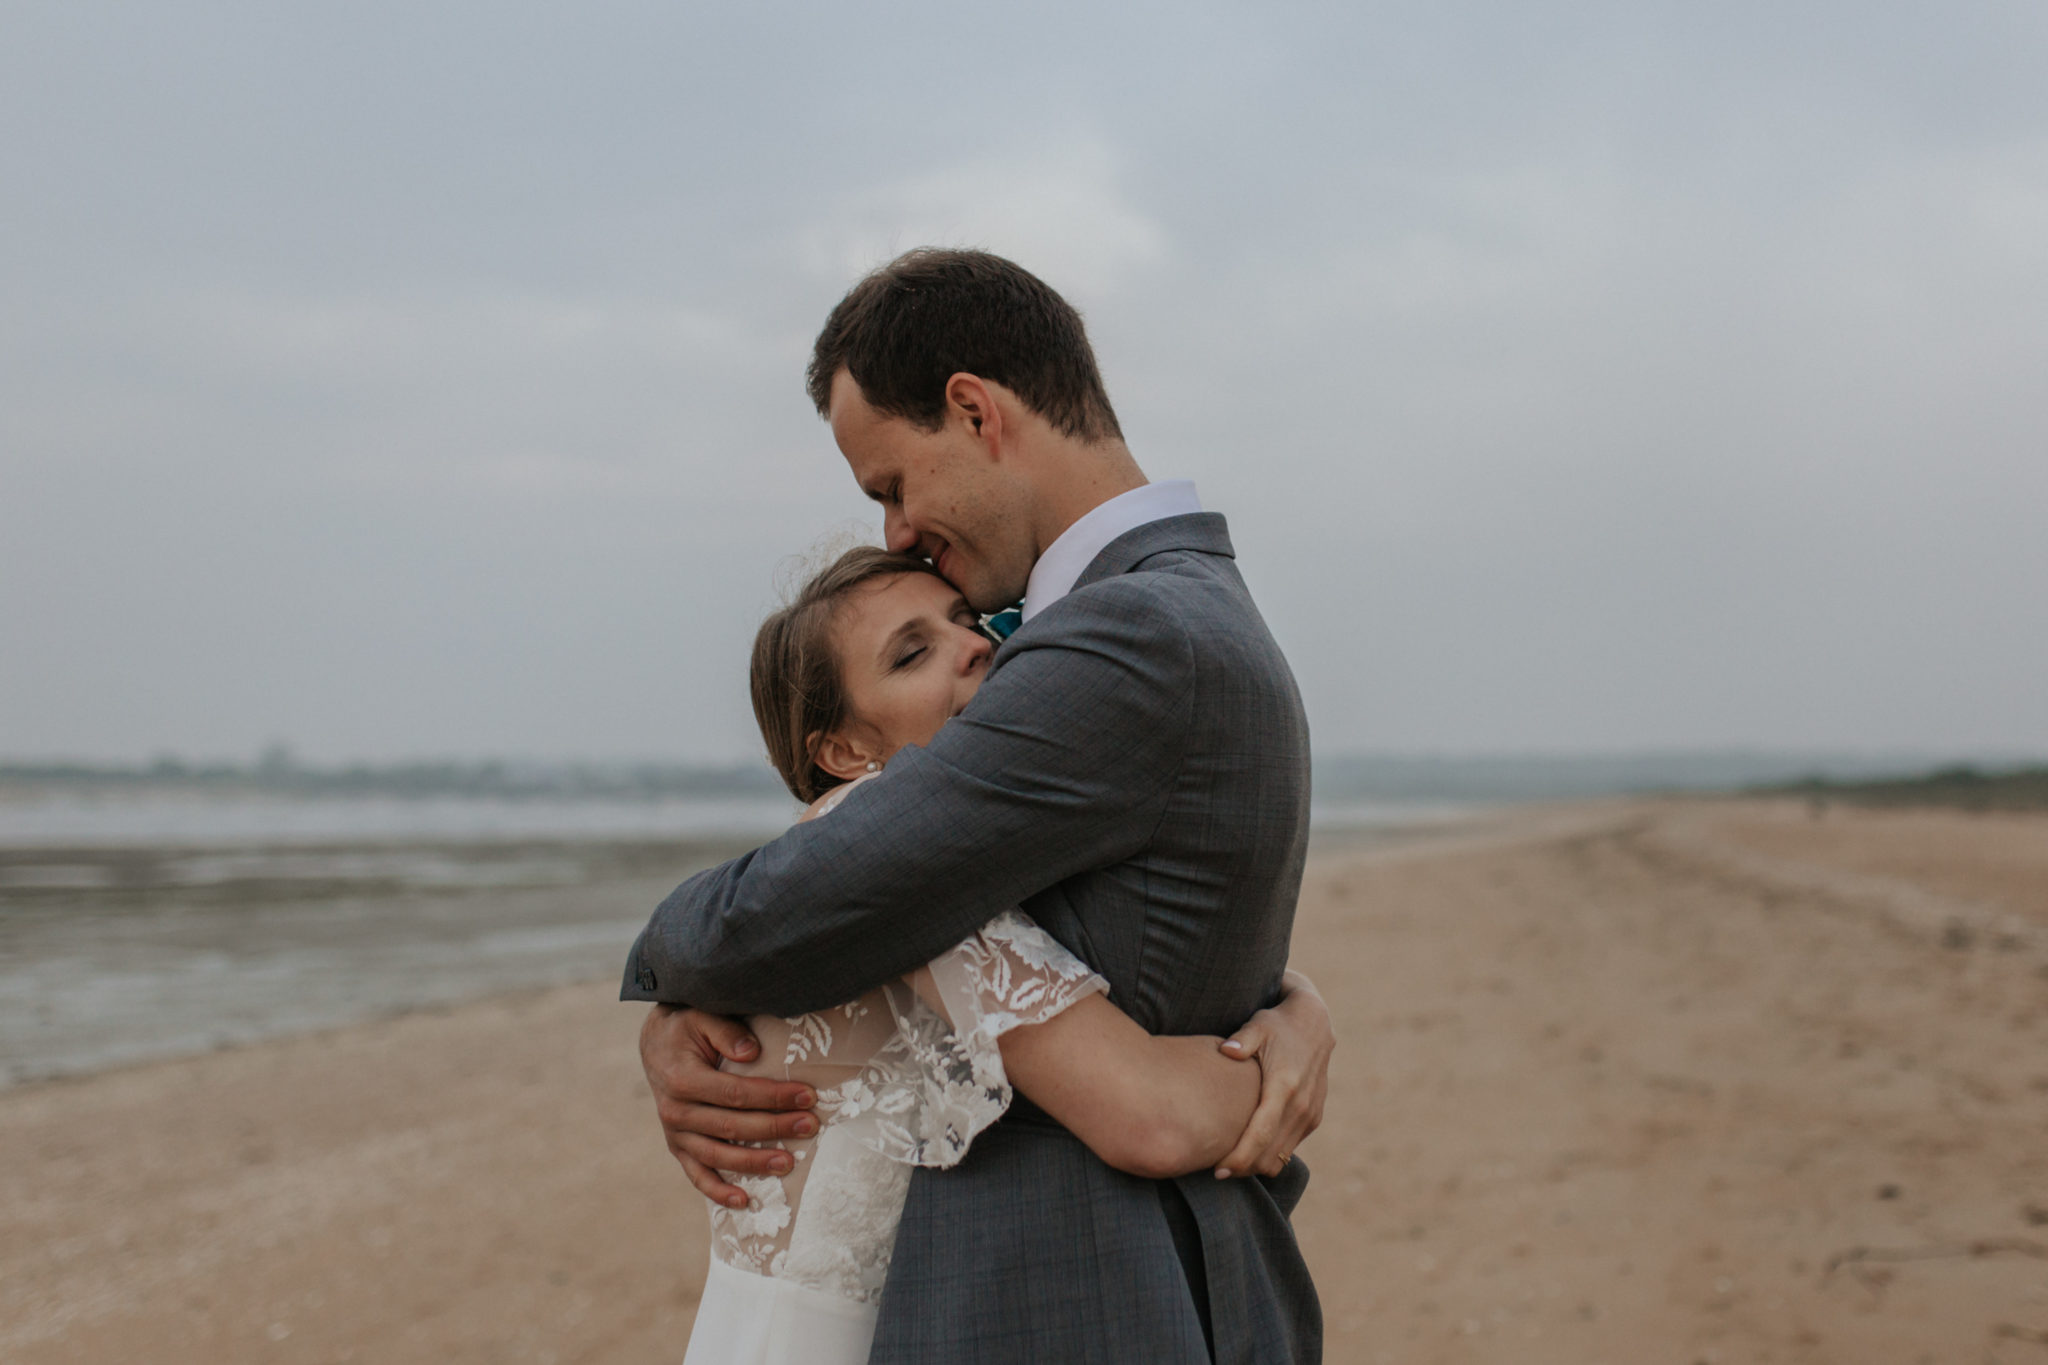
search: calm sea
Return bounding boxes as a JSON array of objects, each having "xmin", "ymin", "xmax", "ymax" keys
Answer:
[{"xmin": 0, "ymin": 788, "xmax": 1466, "ymax": 1086}]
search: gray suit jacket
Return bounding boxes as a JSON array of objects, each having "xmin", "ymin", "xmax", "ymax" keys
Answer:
[{"xmin": 622, "ymin": 512, "xmax": 1320, "ymax": 1363}]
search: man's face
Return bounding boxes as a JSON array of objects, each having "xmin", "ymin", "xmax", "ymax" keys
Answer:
[{"xmin": 827, "ymin": 368, "xmax": 1031, "ymax": 612}]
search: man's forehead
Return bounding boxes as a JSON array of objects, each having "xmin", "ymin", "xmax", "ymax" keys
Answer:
[
  {"xmin": 827, "ymin": 369, "xmax": 888, "ymax": 452},
  {"xmin": 838, "ymin": 438, "xmax": 894, "ymax": 495},
  {"xmin": 829, "ymin": 379, "xmax": 914, "ymax": 495},
  {"xmin": 826, "ymin": 366, "xmax": 865, "ymax": 417}
]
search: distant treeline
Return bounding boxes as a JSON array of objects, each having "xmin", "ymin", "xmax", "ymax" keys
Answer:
[
  {"xmin": 0, "ymin": 754, "xmax": 787, "ymax": 799},
  {"xmin": 1308, "ymin": 750, "xmax": 2033, "ymax": 803},
  {"xmin": 6, "ymin": 751, "xmax": 2043, "ymax": 805},
  {"xmin": 1761, "ymin": 765, "xmax": 2048, "ymax": 811}
]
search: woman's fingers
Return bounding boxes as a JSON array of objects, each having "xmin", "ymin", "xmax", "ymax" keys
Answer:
[
  {"xmin": 1216, "ymin": 1002, "xmax": 1324, "ymax": 1178},
  {"xmin": 1219, "ymin": 1015, "xmax": 1271, "ymax": 1061},
  {"xmin": 1241, "ymin": 1130, "xmax": 1299, "ymax": 1179},
  {"xmin": 1250, "ymin": 1070, "xmax": 1327, "ymax": 1177},
  {"xmin": 1255, "ymin": 1093, "xmax": 1310, "ymax": 1176},
  {"xmin": 1214, "ymin": 1013, "xmax": 1277, "ymax": 1176},
  {"xmin": 1213, "ymin": 1084, "xmax": 1284, "ymax": 1179},
  {"xmin": 1216, "ymin": 972, "xmax": 1336, "ymax": 1178}
]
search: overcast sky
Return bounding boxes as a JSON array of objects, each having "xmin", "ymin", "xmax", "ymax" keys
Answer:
[{"xmin": 4, "ymin": 1, "xmax": 2044, "ymax": 765}]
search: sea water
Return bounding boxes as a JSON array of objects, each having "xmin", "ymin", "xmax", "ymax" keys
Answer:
[{"xmin": 0, "ymin": 787, "xmax": 1467, "ymax": 1086}]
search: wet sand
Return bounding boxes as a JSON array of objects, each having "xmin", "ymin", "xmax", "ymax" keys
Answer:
[{"xmin": 6, "ymin": 799, "xmax": 2047, "ymax": 1362}]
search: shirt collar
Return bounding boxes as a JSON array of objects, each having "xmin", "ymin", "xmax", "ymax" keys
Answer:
[{"xmin": 1020, "ymin": 480, "xmax": 1202, "ymax": 622}]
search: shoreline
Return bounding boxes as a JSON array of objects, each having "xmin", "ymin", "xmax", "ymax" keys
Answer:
[
  {"xmin": 2, "ymin": 810, "xmax": 1485, "ymax": 1093},
  {"xmin": 8, "ymin": 798, "xmax": 2047, "ymax": 1362}
]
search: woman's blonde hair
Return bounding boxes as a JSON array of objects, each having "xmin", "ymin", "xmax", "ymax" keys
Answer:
[{"xmin": 749, "ymin": 546, "xmax": 951, "ymax": 802}]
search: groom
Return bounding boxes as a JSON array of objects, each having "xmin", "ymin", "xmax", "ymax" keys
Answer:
[{"xmin": 624, "ymin": 249, "xmax": 1323, "ymax": 1362}]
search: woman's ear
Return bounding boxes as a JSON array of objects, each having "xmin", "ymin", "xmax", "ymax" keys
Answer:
[{"xmin": 809, "ymin": 728, "xmax": 878, "ymax": 783}]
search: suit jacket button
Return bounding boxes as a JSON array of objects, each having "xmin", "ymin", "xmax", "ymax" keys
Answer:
[{"xmin": 637, "ymin": 966, "xmax": 658, "ymax": 991}]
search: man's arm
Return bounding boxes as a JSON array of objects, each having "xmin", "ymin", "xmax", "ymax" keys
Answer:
[
  {"xmin": 627, "ymin": 772, "xmax": 890, "ymax": 1210},
  {"xmin": 621, "ymin": 579, "xmax": 1196, "ymax": 1017}
]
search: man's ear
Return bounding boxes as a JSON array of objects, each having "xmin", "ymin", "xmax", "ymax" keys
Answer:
[
  {"xmin": 809, "ymin": 729, "xmax": 877, "ymax": 783},
  {"xmin": 945, "ymin": 372, "xmax": 1005, "ymax": 457}
]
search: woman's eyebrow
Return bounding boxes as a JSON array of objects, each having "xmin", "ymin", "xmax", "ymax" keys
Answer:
[{"xmin": 876, "ymin": 617, "xmax": 923, "ymax": 666}]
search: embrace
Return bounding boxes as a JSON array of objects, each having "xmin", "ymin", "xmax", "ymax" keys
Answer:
[{"xmin": 623, "ymin": 250, "xmax": 1332, "ymax": 1363}]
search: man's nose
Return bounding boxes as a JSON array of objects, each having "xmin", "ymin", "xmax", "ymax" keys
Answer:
[{"xmin": 882, "ymin": 506, "xmax": 917, "ymax": 554}]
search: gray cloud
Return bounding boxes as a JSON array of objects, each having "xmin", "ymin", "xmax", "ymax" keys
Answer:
[{"xmin": 3, "ymin": 1, "xmax": 2043, "ymax": 762}]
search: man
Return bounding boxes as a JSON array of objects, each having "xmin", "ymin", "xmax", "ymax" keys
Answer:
[{"xmin": 624, "ymin": 249, "xmax": 1325, "ymax": 1362}]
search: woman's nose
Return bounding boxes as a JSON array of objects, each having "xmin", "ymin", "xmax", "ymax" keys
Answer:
[{"xmin": 959, "ymin": 628, "xmax": 992, "ymax": 671}]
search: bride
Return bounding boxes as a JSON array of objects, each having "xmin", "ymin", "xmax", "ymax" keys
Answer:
[{"xmin": 681, "ymin": 545, "xmax": 1332, "ymax": 1364}]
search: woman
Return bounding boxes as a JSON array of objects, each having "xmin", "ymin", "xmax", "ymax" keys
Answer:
[{"xmin": 682, "ymin": 546, "xmax": 1331, "ymax": 1364}]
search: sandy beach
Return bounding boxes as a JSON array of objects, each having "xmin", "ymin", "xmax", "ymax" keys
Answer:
[{"xmin": 6, "ymin": 798, "xmax": 2047, "ymax": 1363}]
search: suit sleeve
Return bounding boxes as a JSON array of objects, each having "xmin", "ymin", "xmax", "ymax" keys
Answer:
[{"xmin": 619, "ymin": 580, "xmax": 1195, "ymax": 1017}]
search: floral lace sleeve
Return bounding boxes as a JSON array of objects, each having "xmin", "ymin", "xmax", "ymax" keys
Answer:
[{"xmin": 826, "ymin": 910, "xmax": 1108, "ymax": 1169}]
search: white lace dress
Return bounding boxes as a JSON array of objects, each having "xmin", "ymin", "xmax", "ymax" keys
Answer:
[{"xmin": 678, "ymin": 879, "xmax": 1108, "ymax": 1364}]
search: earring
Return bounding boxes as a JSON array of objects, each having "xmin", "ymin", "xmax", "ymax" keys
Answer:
[{"xmin": 865, "ymin": 760, "xmax": 880, "ymax": 774}]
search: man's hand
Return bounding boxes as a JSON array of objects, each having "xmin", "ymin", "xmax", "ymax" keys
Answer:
[
  {"xmin": 1212, "ymin": 969, "xmax": 1334, "ymax": 1179},
  {"xmin": 639, "ymin": 1005, "xmax": 818, "ymax": 1209}
]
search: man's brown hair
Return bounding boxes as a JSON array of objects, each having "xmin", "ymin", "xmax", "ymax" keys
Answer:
[{"xmin": 805, "ymin": 248, "xmax": 1124, "ymax": 443}]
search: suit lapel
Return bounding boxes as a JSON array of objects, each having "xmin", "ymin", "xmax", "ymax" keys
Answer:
[
  {"xmin": 1070, "ymin": 512, "xmax": 1234, "ymax": 594},
  {"xmin": 987, "ymin": 513, "xmax": 1235, "ymax": 671}
]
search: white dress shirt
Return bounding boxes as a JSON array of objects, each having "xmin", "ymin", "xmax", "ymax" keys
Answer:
[{"xmin": 1019, "ymin": 480, "xmax": 1203, "ymax": 623}]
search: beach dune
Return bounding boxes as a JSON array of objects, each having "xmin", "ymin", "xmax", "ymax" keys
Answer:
[{"xmin": 6, "ymin": 799, "xmax": 2047, "ymax": 1362}]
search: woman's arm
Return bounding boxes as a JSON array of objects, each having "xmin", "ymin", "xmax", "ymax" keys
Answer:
[
  {"xmin": 992, "ymin": 993, "xmax": 1257, "ymax": 1180},
  {"xmin": 908, "ymin": 966, "xmax": 1331, "ymax": 1181}
]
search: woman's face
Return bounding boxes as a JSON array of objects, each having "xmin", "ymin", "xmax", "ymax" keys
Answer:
[{"xmin": 823, "ymin": 571, "xmax": 993, "ymax": 770}]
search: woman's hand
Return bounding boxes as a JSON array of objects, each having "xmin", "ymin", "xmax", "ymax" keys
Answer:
[{"xmin": 1212, "ymin": 969, "xmax": 1334, "ymax": 1179}]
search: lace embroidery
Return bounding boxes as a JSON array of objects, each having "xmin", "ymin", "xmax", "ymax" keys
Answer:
[{"xmin": 703, "ymin": 909, "xmax": 1107, "ymax": 1304}]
